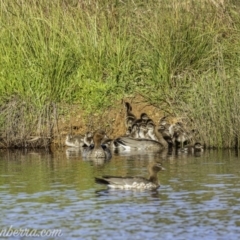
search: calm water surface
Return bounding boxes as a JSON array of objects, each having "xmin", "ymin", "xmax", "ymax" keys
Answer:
[{"xmin": 0, "ymin": 148, "xmax": 240, "ymax": 240}]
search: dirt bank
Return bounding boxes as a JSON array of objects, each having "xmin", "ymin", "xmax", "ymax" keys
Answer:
[{"xmin": 53, "ymin": 95, "xmax": 178, "ymax": 148}]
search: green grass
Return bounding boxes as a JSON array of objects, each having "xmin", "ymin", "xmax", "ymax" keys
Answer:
[{"xmin": 0, "ymin": 0, "xmax": 240, "ymax": 148}]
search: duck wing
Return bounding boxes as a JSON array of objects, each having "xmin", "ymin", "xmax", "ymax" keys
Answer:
[
  {"xmin": 114, "ymin": 137, "xmax": 162, "ymax": 150},
  {"xmin": 95, "ymin": 176, "xmax": 149, "ymax": 185}
]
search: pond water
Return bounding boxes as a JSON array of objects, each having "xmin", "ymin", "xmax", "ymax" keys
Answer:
[{"xmin": 0, "ymin": 147, "xmax": 240, "ymax": 240}]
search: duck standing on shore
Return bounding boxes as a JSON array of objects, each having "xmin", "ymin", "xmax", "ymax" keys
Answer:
[
  {"xmin": 124, "ymin": 102, "xmax": 137, "ymax": 135},
  {"xmin": 65, "ymin": 131, "xmax": 93, "ymax": 148}
]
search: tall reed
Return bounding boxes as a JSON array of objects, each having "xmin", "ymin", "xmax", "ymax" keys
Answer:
[{"xmin": 0, "ymin": 0, "xmax": 240, "ymax": 148}]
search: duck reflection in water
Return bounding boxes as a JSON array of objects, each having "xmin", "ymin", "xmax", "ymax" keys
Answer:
[
  {"xmin": 65, "ymin": 147, "xmax": 82, "ymax": 159},
  {"xmin": 95, "ymin": 187, "xmax": 161, "ymax": 198},
  {"xmin": 176, "ymin": 142, "xmax": 204, "ymax": 158}
]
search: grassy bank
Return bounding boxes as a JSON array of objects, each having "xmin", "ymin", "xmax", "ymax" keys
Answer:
[{"xmin": 0, "ymin": 0, "xmax": 240, "ymax": 148}]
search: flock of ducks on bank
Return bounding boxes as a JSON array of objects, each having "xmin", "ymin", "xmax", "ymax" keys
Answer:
[{"xmin": 65, "ymin": 102, "xmax": 204, "ymax": 190}]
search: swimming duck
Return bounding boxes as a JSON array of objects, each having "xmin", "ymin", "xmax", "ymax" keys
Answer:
[
  {"xmin": 82, "ymin": 129, "xmax": 112, "ymax": 159},
  {"xmin": 182, "ymin": 142, "xmax": 204, "ymax": 153},
  {"xmin": 65, "ymin": 134, "xmax": 84, "ymax": 147},
  {"xmin": 95, "ymin": 162, "xmax": 165, "ymax": 190}
]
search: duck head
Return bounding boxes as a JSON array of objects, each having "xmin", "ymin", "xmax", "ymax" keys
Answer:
[
  {"xmin": 149, "ymin": 162, "xmax": 166, "ymax": 173},
  {"xmin": 148, "ymin": 162, "xmax": 165, "ymax": 184},
  {"xmin": 140, "ymin": 113, "xmax": 149, "ymax": 122},
  {"xmin": 93, "ymin": 130, "xmax": 106, "ymax": 147}
]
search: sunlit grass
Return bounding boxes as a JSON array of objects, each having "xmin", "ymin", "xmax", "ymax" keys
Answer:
[{"xmin": 0, "ymin": 0, "xmax": 240, "ymax": 148}]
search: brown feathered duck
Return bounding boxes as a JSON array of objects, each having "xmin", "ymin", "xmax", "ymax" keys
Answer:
[
  {"xmin": 83, "ymin": 131, "xmax": 94, "ymax": 146},
  {"xmin": 145, "ymin": 120, "xmax": 159, "ymax": 141},
  {"xmin": 133, "ymin": 112, "xmax": 151, "ymax": 127},
  {"xmin": 181, "ymin": 142, "xmax": 204, "ymax": 153},
  {"xmin": 65, "ymin": 131, "xmax": 94, "ymax": 148},
  {"xmin": 95, "ymin": 162, "xmax": 165, "ymax": 190},
  {"xmin": 124, "ymin": 102, "xmax": 137, "ymax": 134},
  {"xmin": 65, "ymin": 134, "xmax": 84, "ymax": 148},
  {"xmin": 113, "ymin": 124, "xmax": 168, "ymax": 151},
  {"xmin": 173, "ymin": 122, "xmax": 196, "ymax": 149},
  {"xmin": 82, "ymin": 129, "xmax": 112, "ymax": 159}
]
